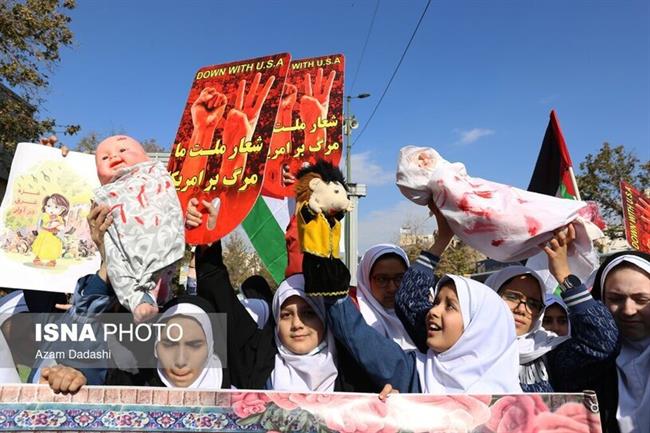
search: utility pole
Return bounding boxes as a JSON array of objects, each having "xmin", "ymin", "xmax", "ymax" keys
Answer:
[{"xmin": 344, "ymin": 93, "xmax": 370, "ymax": 286}]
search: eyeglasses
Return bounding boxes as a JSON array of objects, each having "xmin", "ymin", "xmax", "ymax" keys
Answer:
[
  {"xmin": 500, "ymin": 290, "xmax": 544, "ymax": 315},
  {"xmin": 371, "ymin": 274, "xmax": 404, "ymax": 288}
]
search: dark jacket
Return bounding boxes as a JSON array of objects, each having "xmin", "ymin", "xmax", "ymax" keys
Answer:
[
  {"xmin": 195, "ymin": 241, "xmax": 370, "ymax": 392},
  {"xmin": 396, "ymin": 251, "xmax": 621, "ymax": 432}
]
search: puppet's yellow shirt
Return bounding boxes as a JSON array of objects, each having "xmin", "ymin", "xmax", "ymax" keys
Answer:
[{"xmin": 297, "ymin": 202, "xmax": 341, "ymax": 259}]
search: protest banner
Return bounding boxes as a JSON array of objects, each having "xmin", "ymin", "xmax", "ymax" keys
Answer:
[
  {"xmin": 0, "ymin": 385, "xmax": 602, "ymax": 432},
  {"xmin": 620, "ymin": 180, "xmax": 650, "ymax": 253},
  {"xmin": 262, "ymin": 54, "xmax": 345, "ymax": 198},
  {"xmin": 168, "ymin": 53, "xmax": 291, "ymax": 245},
  {"xmin": 0, "ymin": 143, "xmax": 100, "ymax": 294}
]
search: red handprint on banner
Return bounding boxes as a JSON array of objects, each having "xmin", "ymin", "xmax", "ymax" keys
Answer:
[
  {"xmin": 300, "ymin": 68, "xmax": 336, "ymax": 161},
  {"xmin": 264, "ymin": 83, "xmax": 299, "ymax": 198},
  {"xmin": 179, "ymin": 87, "xmax": 227, "ymax": 184},
  {"xmin": 219, "ymin": 72, "xmax": 275, "ymax": 184}
]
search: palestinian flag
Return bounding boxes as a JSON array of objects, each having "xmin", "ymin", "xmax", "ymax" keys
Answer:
[
  {"xmin": 241, "ymin": 196, "xmax": 290, "ymax": 284},
  {"xmin": 528, "ymin": 110, "xmax": 579, "ymax": 200}
]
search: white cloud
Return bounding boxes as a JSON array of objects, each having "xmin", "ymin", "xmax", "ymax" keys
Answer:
[
  {"xmin": 357, "ymin": 200, "xmax": 438, "ymax": 253},
  {"xmin": 349, "ymin": 151, "xmax": 394, "ymax": 186},
  {"xmin": 454, "ymin": 128, "xmax": 495, "ymax": 145}
]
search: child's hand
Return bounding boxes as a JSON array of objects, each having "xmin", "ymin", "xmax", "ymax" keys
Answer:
[
  {"xmin": 87, "ymin": 204, "xmax": 113, "ymax": 260},
  {"xmin": 428, "ymin": 199, "xmax": 454, "ymax": 257},
  {"xmin": 133, "ymin": 303, "xmax": 159, "ymax": 323},
  {"xmin": 40, "ymin": 135, "xmax": 69, "ymax": 157},
  {"xmin": 541, "ymin": 223, "xmax": 576, "ymax": 283},
  {"xmin": 40, "ymin": 365, "xmax": 86, "ymax": 394},
  {"xmin": 281, "ymin": 164, "xmax": 296, "ymax": 186},
  {"xmin": 186, "ymin": 197, "xmax": 219, "ymax": 231},
  {"xmin": 378, "ymin": 383, "xmax": 399, "ymax": 401}
]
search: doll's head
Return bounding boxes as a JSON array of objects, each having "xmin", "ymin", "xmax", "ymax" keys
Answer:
[
  {"xmin": 95, "ymin": 135, "xmax": 150, "ymax": 185},
  {"xmin": 42, "ymin": 194, "xmax": 70, "ymax": 218},
  {"xmin": 295, "ymin": 159, "xmax": 350, "ymax": 214}
]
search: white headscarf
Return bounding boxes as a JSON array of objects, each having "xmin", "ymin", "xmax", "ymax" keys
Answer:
[
  {"xmin": 544, "ymin": 293, "xmax": 572, "ymax": 337},
  {"xmin": 155, "ymin": 302, "xmax": 223, "ymax": 389},
  {"xmin": 485, "ymin": 266, "xmax": 569, "ymax": 364},
  {"xmin": 356, "ymin": 244, "xmax": 416, "ymax": 350},
  {"xmin": 415, "ymin": 275, "xmax": 521, "ymax": 393},
  {"xmin": 271, "ymin": 274, "xmax": 338, "ymax": 392},
  {"xmin": 0, "ymin": 291, "xmax": 29, "ymax": 384},
  {"xmin": 600, "ymin": 254, "xmax": 650, "ymax": 433},
  {"xmin": 241, "ymin": 298, "xmax": 270, "ymax": 329}
]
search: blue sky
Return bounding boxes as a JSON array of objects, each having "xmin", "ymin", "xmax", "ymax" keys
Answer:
[{"xmin": 41, "ymin": 0, "xmax": 649, "ymax": 252}]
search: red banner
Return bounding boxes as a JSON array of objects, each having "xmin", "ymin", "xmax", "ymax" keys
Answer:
[
  {"xmin": 262, "ymin": 54, "xmax": 345, "ymax": 198},
  {"xmin": 168, "ymin": 53, "xmax": 291, "ymax": 245},
  {"xmin": 620, "ymin": 180, "xmax": 650, "ymax": 253}
]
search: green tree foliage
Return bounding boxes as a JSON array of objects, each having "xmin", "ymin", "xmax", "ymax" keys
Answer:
[
  {"xmin": 398, "ymin": 216, "xmax": 482, "ymax": 277},
  {"xmin": 222, "ymin": 230, "xmax": 276, "ymax": 292},
  {"xmin": 141, "ymin": 138, "xmax": 167, "ymax": 153},
  {"xmin": 0, "ymin": 0, "xmax": 79, "ymax": 147},
  {"xmin": 435, "ymin": 240, "xmax": 482, "ymax": 277},
  {"xmin": 576, "ymin": 142, "xmax": 649, "ymax": 229},
  {"xmin": 74, "ymin": 131, "xmax": 101, "ymax": 153}
]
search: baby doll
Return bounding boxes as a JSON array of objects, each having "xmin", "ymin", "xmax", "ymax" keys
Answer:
[
  {"xmin": 295, "ymin": 159, "xmax": 353, "ymax": 297},
  {"xmin": 395, "ymin": 145, "xmax": 601, "ymax": 266},
  {"xmin": 94, "ymin": 135, "xmax": 184, "ymax": 322}
]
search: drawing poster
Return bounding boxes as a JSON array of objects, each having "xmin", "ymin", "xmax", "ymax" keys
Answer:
[{"xmin": 0, "ymin": 143, "xmax": 101, "ymax": 293}]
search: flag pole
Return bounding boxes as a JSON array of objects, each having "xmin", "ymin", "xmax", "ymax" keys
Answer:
[{"xmin": 567, "ymin": 166, "xmax": 582, "ymax": 201}]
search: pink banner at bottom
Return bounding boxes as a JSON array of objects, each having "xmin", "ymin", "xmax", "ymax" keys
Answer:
[{"xmin": 0, "ymin": 385, "xmax": 602, "ymax": 432}]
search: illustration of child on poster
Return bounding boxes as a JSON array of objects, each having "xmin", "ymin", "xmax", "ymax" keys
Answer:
[
  {"xmin": 168, "ymin": 53, "xmax": 291, "ymax": 245},
  {"xmin": 262, "ymin": 54, "xmax": 345, "ymax": 198},
  {"xmin": 0, "ymin": 143, "xmax": 101, "ymax": 293},
  {"xmin": 31, "ymin": 192, "xmax": 71, "ymax": 266}
]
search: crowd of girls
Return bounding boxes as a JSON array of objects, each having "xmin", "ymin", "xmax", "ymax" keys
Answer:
[{"xmin": 0, "ymin": 195, "xmax": 647, "ymax": 433}]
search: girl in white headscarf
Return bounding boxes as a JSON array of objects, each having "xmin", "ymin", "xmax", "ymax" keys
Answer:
[
  {"xmin": 325, "ymin": 198, "xmax": 519, "ymax": 394},
  {"xmin": 355, "ymin": 244, "xmax": 416, "ymax": 350},
  {"xmin": 327, "ymin": 268, "xmax": 521, "ymax": 393},
  {"xmin": 592, "ymin": 251, "xmax": 650, "ymax": 433},
  {"xmin": 543, "ymin": 293, "xmax": 571, "ymax": 337},
  {"xmin": 153, "ymin": 298, "xmax": 224, "ymax": 389},
  {"xmin": 414, "ymin": 275, "xmax": 521, "ymax": 393},
  {"xmin": 194, "ymin": 239, "xmax": 370, "ymax": 392},
  {"xmin": 0, "ymin": 290, "xmax": 29, "ymax": 383},
  {"xmin": 269, "ymin": 274, "xmax": 338, "ymax": 391},
  {"xmin": 484, "ymin": 224, "xmax": 619, "ymax": 395}
]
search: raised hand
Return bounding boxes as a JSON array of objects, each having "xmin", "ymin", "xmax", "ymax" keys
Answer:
[
  {"xmin": 300, "ymin": 68, "xmax": 336, "ymax": 125},
  {"xmin": 40, "ymin": 135, "xmax": 69, "ymax": 157},
  {"xmin": 428, "ymin": 199, "xmax": 454, "ymax": 257},
  {"xmin": 221, "ymin": 73, "xmax": 275, "ymax": 180},
  {"xmin": 278, "ymin": 83, "xmax": 297, "ymax": 125},
  {"xmin": 87, "ymin": 203, "xmax": 113, "ymax": 282},
  {"xmin": 542, "ymin": 223, "xmax": 576, "ymax": 283},
  {"xmin": 186, "ymin": 197, "xmax": 220, "ymax": 231},
  {"xmin": 191, "ymin": 87, "xmax": 227, "ymax": 131},
  {"xmin": 224, "ymin": 72, "xmax": 275, "ymax": 143}
]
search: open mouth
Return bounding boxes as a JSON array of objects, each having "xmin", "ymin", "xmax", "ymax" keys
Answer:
[
  {"xmin": 109, "ymin": 160, "xmax": 125, "ymax": 169},
  {"xmin": 427, "ymin": 322, "xmax": 442, "ymax": 335}
]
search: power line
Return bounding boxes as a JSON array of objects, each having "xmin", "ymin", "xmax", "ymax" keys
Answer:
[
  {"xmin": 350, "ymin": 0, "xmax": 380, "ymax": 93},
  {"xmin": 352, "ymin": 0, "xmax": 431, "ymax": 147}
]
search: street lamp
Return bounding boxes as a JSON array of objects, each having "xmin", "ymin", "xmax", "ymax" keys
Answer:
[{"xmin": 343, "ymin": 93, "xmax": 370, "ymax": 283}]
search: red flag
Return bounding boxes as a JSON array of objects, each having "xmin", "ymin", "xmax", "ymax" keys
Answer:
[{"xmin": 528, "ymin": 110, "xmax": 578, "ymax": 199}]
